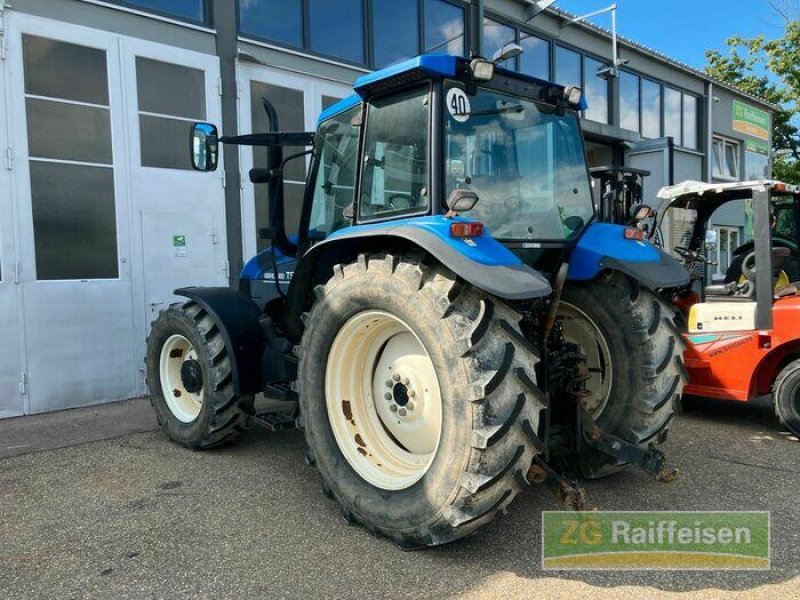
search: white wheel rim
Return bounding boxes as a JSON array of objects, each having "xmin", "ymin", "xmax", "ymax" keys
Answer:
[
  {"xmin": 325, "ymin": 310, "xmax": 443, "ymax": 491},
  {"xmin": 558, "ymin": 302, "xmax": 613, "ymax": 419},
  {"xmin": 159, "ymin": 334, "xmax": 203, "ymax": 423}
]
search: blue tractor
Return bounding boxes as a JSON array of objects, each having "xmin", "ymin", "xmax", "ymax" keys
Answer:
[{"xmin": 146, "ymin": 53, "xmax": 689, "ymax": 547}]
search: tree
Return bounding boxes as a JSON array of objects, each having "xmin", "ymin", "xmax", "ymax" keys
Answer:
[{"xmin": 704, "ymin": 14, "xmax": 800, "ymax": 183}]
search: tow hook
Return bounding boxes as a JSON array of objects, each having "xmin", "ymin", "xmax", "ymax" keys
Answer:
[
  {"xmin": 578, "ymin": 403, "xmax": 679, "ymax": 483},
  {"xmin": 527, "ymin": 457, "xmax": 593, "ymax": 511}
]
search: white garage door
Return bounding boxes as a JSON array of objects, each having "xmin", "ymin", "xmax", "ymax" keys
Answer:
[{"xmin": 4, "ymin": 12, "xmax": 224, "ymax": 413}]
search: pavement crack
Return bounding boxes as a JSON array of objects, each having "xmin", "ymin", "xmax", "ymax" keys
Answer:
[{"xmin": 707, "ymin": 453, "xmax": 800, "ymax": 474}]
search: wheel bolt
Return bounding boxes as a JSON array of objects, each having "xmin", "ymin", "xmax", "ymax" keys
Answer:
[
  {"xmin": 385, "ymin": 380, "xmax": 393, "ymax": 388},
  {"xmin": 398, "ymin": 408, "xmax": 407, "ymax": 417},
  {"xmin": 384, "ymin": 392, "xmax": 392, "ymax": 401},
  {"xmin": 389, "ymin": 404, "xmax": 398, "ymax": 413},
  {"xmin": 402, "ymin": 377, "xmax": 409, "ymax": 386},
  {"xmin": 407, "ymin": 401, "xmax": 416, "ymax": 411},
  {"xmin": 392, "ymin": 373, "xmax": 401, "ymax": 382},
  {"xmin": 408, "ymin": 389, "xmax": 416, "ymax": 398}
]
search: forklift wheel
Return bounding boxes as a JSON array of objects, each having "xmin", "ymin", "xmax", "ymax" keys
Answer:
[
  {"xmin": 773, "ymin": 359, "xmax": 800, "ymax": 438},
  {"xmin": 296, "ymin": 253, "xmax": 546, "ymax": 547},
  {"xmin": 146, "ymin": 302, "xmax": 255, "ymax": 449}
]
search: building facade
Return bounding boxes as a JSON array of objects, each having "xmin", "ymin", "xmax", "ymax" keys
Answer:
[{"xmin": 0, "ymin": 0, "xmax": 776, "ymax": 417}]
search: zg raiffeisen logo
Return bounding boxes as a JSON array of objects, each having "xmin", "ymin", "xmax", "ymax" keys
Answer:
[{"xmin": 541, "ymin": 511, "xmax": 770, "ymax": 570}]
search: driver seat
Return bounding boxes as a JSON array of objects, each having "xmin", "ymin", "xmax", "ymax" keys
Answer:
[{"xmin": 705, "ymin": 247, "xmax": 792, "ymax": 299}]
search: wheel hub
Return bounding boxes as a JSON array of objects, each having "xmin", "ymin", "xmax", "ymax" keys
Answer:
[
  {"xmin": 325, "ymin": 311, "xmax": 443, "ymax": 491},
  {"xmin": 180, "ymin": 359, "xmax": 204, "ymax": 394}
]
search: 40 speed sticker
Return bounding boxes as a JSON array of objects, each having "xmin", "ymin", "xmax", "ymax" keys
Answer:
[{"xmin": 446, "ymin": 87, "xmax": 471, "ymax": 122}]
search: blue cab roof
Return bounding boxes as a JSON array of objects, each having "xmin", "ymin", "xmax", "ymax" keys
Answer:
[{"xmin": 316, "ymin": 54, "xmax": 586, "ymax": 126}]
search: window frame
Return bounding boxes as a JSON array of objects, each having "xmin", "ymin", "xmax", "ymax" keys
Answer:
[
  {"xmin": 355, "ymin": 83, "xmax": 433, "ymax": 224},
  {"xmin": 236, "ymin": 0, "xmax": 470, "ymax": 69},
  {"xmin": 712, "ymin": 135, "xmax": 741, "ymax": 181},
  {"xmin": 102, "ymin": 0, "xmax": 212, "ymax": 27}
]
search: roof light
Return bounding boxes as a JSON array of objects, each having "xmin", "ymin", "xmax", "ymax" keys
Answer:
[
  {"xmin": 470, "ymin": 58, "xmax": 495, "ymax": 82},
  {"xmin": 450, "ymin": 222, "xmax": 484, "ymax": 238},
  {"xmin": 563, "ymin": 85, "xmax": 583, "ymax": 106}
]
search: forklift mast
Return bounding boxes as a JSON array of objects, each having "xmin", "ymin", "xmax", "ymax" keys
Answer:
[{"xmin": 590, "ymin": 166, "xmax": 651, "ymax": 225}]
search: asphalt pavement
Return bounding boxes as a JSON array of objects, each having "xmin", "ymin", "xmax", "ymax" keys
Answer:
[{"xmin": 0, "ymin": 395, "xmax": 798, "ymax": 599}]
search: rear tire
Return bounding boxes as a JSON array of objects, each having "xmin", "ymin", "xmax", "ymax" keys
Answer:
[
  {"xmin": 146, "ymin": 302, "xmax": 255, "ymax": 449},
  {"xmin": 297, "ymin": 254, "xmax": 546, "ymax": 547},
  {"xmin": 773, "ymin": 359, "xmax": 800, "ymax": 437},
  {"xmin": 558, "ymin": 271, "xmax": 686, "ymax": 478}
]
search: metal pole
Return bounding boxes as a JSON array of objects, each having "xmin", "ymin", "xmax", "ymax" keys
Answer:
[
  {"xmin": 611, "ymin": 7, "xmax": 618, "ymax": 76},
  {"xmin": 213, "ymin": 1, "xmax": 244, "ymax": 288},
  {"xmin": 753, "ymin": 186, "xmax": 774, "ymax": 330}
]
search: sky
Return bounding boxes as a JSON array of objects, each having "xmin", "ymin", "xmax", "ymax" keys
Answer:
[{"xmin": 553, "ymin": 0, "xmax": 788, "ymax": 70}]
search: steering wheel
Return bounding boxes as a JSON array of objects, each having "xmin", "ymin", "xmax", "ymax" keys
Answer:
[
  {"xmin": 741, "ymin": 251, "xmax": 757, "ymax": 283},
  {"xmin": 673, "ymin": 246, "xmax": 702, "ymax": 263}
]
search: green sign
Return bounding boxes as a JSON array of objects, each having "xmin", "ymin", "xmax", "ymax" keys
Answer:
[
  {"xmin": 542, "ymin": 511, "xmax": 770, "ymax": 570},
  {"xmin": 733, "ymin": 100, "xmax": 770, "ymax": 141},
  {"xmin": 745, "ymin": 138, "xmax": 770, "ymax": 156},
  {"xmin": 173, "ymin": 235, "xmax": 186, "ymax": 247}
]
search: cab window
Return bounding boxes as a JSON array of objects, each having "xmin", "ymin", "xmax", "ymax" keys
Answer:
[
  {"xmin": 359, "ymin": 87, "xmax": 430, "ymax": 221},
  {"xmin": 308, "ymin": 105, "xmax": 361, "ymax": 237}
]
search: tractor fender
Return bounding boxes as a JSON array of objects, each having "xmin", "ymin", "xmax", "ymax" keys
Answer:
[
  {"xmin": 305, "ymin": 216, "xmax": 551, "ymax": 299},
  {"xmin": 567, "ymin": 223, "xmax": 689, "ymax": 289},
  {"xmin": 174, "ymin": 287, "xmax": 265, "ymax": 395},
  {"xmin": 284, "ymin": 216, "xmax": 552, "ymax": 340}
]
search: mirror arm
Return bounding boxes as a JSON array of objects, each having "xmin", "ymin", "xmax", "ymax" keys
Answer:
[{"xmin": 219, "ymin": 132, "xmax": 316, "ymax": 147}]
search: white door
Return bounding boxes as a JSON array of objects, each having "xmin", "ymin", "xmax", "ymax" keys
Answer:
[
  {"xmin": 121, "ymin": 39, "xmax": 226, "ymax": 393},
  {"xmin": 0, "ymin": 7, "xmax": 24, "ymax": 417},
  {"xmin": 7, "ymin": 14, "xmax": 137, "ymax": 413},
  {"xmin": 238, "ymin": 63, "xmax": 351, "ymax": 259}
]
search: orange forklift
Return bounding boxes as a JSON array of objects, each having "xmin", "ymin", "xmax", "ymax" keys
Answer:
[{"xmin": 655, "ymin": 180, "xmax": 800, "ymax": 437}]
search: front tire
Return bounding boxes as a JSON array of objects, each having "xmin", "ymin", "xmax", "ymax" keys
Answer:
[
  {"xmin": 773, "ymin": 359, "xmax": 800, "ymax": 437},
  {"xmin": 297, "ymin": 254, "xmax": 546, "ymax": 547},
  {"xmin": 146, "ymin": 302, "xmax": 255, "ymax": 449},
  {"xmin": 557, "ymin": 271, "xmax": 686, "ymax": 478}
]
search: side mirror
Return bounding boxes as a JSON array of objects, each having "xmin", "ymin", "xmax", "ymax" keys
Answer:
[
  {"xmin": 190, "ymin": 122, "xmax": 219, "ymax": 171},
  {"xmin": 446, "ymin": 189, "xmax": 479, "ymax": 213},
  {"xmin": 629, "ymin": 203, "xmax": 654, "ymax": 222}
]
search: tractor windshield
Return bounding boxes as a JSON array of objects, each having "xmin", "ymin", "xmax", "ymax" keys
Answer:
[{"xmin": 444, "ymin": 83, "xmax": 594, "ymax": 241}]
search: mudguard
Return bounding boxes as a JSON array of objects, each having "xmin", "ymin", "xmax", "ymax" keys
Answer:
[
  {"xmin": 175, "ymin": 287, "xmax": 265, "ymax": 395},
  {"xmin": 306, "ymin": 216, "xmax": 553, "ymax": 300},
  {"xmin": 567, "ymin": 223, "xmax": 689, "ymax": 289}
]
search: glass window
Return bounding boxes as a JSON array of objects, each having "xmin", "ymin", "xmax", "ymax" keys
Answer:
[
  {"xmin": 583, "ymin": 57, "xmax": 608, "ymax": 124},
  {"xmin": 136, "ymin": 58, "xmax": 205, "ymax": 119},
  {"xmin": 322, "ymin": 95, "xmax": 343, "ymax": 111},
  {"xmin": 444, "ymin": 84, "xmax": 594, "ymax": 241},
  {"xmin": 712, "ymin": 137, "xmax": 740, "ymax": 180},
  {"xmin": 22, "ymin": 36, "xmax": 118, "ymax": 281},
  {"xmin": 360, "ymin": 87, "xmax": 429, "ymax": 220},
  {"xmin": 619, "ymin": 71, "xmax": 640, "ymax": 132},
  {"xmin": 373, "ymin": 0, "xmax": 419, "ymax": 67},
  {"xmin": 641, "ymin": 78, "xmax": 662, "ymax": 138},
  {"xmin": 745, "ymin": 151, "xmax": 770, "ymax": 180},
  {"xmin": 26, "ymin": 99, "xmax": 112, "ymax": 164},
  {"xmin": 664, "ymin": 87, "xmax": 681, "ymax": 143},
  {"xmin": 555, "ymin": 46, "xmax": 581, "ymax": 87},
  {"xmin": 483, "ymin": 17, "xmax": 515, "ymax": 67},
  {"xmin": 23, "ymin": 35, "xmax": 109, "ymax": 105},
  {"xmin": 310, "ymin": 0, "xmax": 364, "ymax": 63},
  {"xmin": 683, "ymin": 94, "xmax": 698, "ymax": 149},
  {"xmin": 424, "ymin": 0, "xmax": 465, "ymax": 55},
  {"xmin": 309, "ymin": 105, "xmax": 361, "ymax": 237},
  {"xmin": 30, "ymin": 162, "xmax": 118, "ymax": 280},
  {"xmin": 112, "ymin": 0, "xmax": 205, "ymax": 22},
  {"xmin": 239, "ymin": 0, "xmax": 303, "ymax": 47},
  {"xmin": 136, "ymin": 59, "xmax": 206, "ymax": 170},
  {"xmin": 519, "ymin": 32, "xmax": 549, "ymax": 80},
  {"xmin": 251, "ymin": 81, "xmax": 307, "ymax": 250}
]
